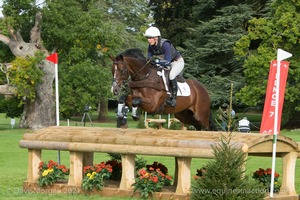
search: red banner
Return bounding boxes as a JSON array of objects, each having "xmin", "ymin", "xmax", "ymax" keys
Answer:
[
  {"xmin": 260, "ymin": 60, "xmax": 289, "ymax": 134},
  {"xmin": 46, "ymin": 53, "xmax": 58, "ymax": 64}
]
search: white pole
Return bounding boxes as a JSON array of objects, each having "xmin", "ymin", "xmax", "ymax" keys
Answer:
[
  {"xmin": 55, "ymin": 62, "xmax": 61, "ymax": 165},
  {"xmin": 55, "ymin": 63, "xmax": 60, "ymax": 126},
  {"xmin": 168, "ymin": 113, "xmax": 170, "ymax": 128},
  {"xmin": 269, "ymin": 60, "xmax": 280, "ymax": 198},
  {"xmin": 270, "ymin": 49, "xmax": 292, "ymax": 197},
  {"xmin": 144, "ymin": 112, "xmax": 147, "ymax": 127}
]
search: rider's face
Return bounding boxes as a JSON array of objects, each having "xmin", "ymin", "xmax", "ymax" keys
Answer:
[{"xmin": 147, "ymin": 37, "xmax": 158, "ymax": 46}]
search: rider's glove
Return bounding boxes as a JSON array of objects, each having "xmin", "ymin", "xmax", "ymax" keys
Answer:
[{"xmin": 155, "ymin": 59, "xmax": 170, "ymax": 68}]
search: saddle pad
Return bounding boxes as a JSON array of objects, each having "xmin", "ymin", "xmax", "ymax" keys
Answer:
[{"xmin": 177, "ymin": 82, "xmax": 190, "ymax": 96}]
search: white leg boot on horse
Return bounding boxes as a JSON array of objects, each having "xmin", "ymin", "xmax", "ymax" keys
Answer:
[
  {"xmin": 117, "ymin": 103, "xmax": 125, "ymax": 117},
  {"xmin": 166, "ymin": 79, "xmax": 177, "ymax": 107},
  {"xmin": 131, "ymin": 106, "xmax": 140, "ymax": 121}
]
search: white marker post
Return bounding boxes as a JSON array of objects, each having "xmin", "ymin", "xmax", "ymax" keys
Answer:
[
  {"xmin": 269, "ymin": 49, "xmax": 292, "ymax": 198},
  {"xmin": 46, "ymin": 53, "xmax": 60, "ymax": 163}
]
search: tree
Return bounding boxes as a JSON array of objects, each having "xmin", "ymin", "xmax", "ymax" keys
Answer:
[
  {"xmin": 183, "ymin": 1, "xmax": 272, "ymax": 107},
  {"xmin": 0, "ymin": 6, "xmax": 56, "ymax": 129},
  {"xmin": 40, "ymin": 0, "xmax": 149, "ymax": 120},
  {"xmin": 148, "ymin": 0, "xmax": 197, "ymax": 47},
  {"xmin": 191, "ymin": 133, "xmax": 265, "ymax": 200},
  {"xmin": 234, "ymin": 0, "xmax": 300, "ymax": 123},
  {"xmin": 0, "ymin": 0, "xmax": 150, "ymax": 127}
]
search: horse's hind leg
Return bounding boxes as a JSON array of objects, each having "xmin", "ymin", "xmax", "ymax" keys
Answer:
[{"xmin": 175, "ymin": 110, "xmax": 206, "ymax": 130}]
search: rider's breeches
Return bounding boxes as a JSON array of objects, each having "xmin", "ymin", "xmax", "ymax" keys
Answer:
[{"xmin": 169, "ymin": 57, "xmax": 184, "ymax": 80}]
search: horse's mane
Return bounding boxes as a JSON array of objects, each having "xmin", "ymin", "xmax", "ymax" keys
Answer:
[{"xmin": 120, "ymin": 48, "xmax": 146, "ymax": 62}]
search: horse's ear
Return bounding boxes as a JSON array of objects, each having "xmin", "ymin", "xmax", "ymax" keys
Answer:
[{"xmin": 115, "ymin": 54, "xmax": 124, "ymax": 61}]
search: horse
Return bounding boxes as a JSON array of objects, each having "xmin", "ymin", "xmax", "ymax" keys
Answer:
[{"xmin": 111, "ymin": 48, "xmax": 216, "ymax": 130}]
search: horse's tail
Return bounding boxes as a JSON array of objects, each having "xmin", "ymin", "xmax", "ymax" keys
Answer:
[{"xmin": 209, "ymin": 110, "xmax": 218, "ymax": 131}]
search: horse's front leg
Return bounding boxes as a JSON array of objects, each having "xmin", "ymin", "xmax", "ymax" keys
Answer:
[
  {"xmin": 116, "ymin": 95, "xmax": 129, "ymax": 128},
  {"xmin": 131, "ymin": 97, "xmax": 142, "ymax": 121}
]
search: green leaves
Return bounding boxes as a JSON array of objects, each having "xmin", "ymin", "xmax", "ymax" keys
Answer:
[
  {"xmin": 234, "ymin": 0, "xmax": 300, "ymax": 121},
  {"xmin": 191, "ymin": 134, "xmax": 266, "ymax": 200},
  {"xmin": 8, "ymin": 54, "xmax": 44, "ymax": 102}
]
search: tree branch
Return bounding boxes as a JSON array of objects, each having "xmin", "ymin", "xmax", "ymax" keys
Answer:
[
  {"xmin": 0, "ymin": 34, "xmax": 11, "ymax": 45},
  {"xmin": 30, "ymin": 11, "xmax": 43, "ymax": 49}
]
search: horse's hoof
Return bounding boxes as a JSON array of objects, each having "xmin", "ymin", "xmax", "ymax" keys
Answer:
[{"xmin": 132, "ymin": 115, "xmax": 140, "ymax": 121}]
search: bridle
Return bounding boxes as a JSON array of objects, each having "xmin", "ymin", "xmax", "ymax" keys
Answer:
[
  {"xmin": 113, "ymin": 59, "xmax": 152, "ymax": 84},
  {"xmin": 113, "ymin": 61, "xmax": 128, "ymax": 85}
]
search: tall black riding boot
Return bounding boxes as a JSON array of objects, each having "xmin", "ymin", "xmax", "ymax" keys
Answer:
[{"xmin": 166, "ymin": 79, "xmax": 177, "ymax": 107}]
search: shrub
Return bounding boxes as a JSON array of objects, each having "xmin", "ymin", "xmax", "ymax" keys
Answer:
[{"xmin": 191, "ymin": 133, "xmax": 266, "ymax": 200}]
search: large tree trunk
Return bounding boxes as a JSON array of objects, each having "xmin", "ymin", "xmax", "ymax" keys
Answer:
[
  {"xmin": 97, "ymin": 98, "xmax": 109, "ymax": 122},
  {"xmin": 0, "ymin": 12, "xmax": 55, "ymax": 129}
]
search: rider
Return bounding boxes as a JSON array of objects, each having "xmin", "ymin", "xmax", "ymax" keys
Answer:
[{"xmin": 144, "ymin": 26, "xmax": 184, "ymax": 107}]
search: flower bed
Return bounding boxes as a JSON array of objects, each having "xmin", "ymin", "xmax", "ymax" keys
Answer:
[
  {"xmin": 253, "ymin": 168, "xmax": 281, "ymax": 193},
  {"xmin": 38, "ymin": 160, "xmax": 69, "ymax": 186}
]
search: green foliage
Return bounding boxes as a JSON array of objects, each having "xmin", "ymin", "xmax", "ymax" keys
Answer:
[
  {"xmin": 37, "ymin": 160, "xmax": 70, "ymax": 187},
  {"xmin": 40, "ymin": 0, "xmax": 147, "ymax": 118},
  {"xmin": 234, "ymin": 0, "xmax": 300, "ymax": 121},
  {"xmin": 8, "ymin": 54, "xmax": 44, "ymax": 102},
  {"xmin": 183, "ymin": 2, "xmax": 256, "ymax": 107},
  {"xmin": 82, "ymin": 162, "xmax": 112, "ymax": 191},
  {"xmin": 191, "ymin": 133, "xmax": 266, "ymax": 200},
  {"xmin": 149, "ymin": 0, "xmax": 197, "ymax": 47},
  {"xmin": 58, "ymin": 59, "xmax": 110, "ymax": 118},
  {"xmin": 168, "ymin": 121, "xmax": 182, "ymax": 130},
  {"xmin": 0, "ymin": 95, "xmax": 23, "ymax": 118},
  {"xmin": 2, "ymin": 0, "xmax": 40, "ymax": 41}
]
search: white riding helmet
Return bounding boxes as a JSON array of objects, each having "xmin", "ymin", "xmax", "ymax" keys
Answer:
[{"xmin": 144, "ymin": 27, "xmax": 161, "ymax": 37}]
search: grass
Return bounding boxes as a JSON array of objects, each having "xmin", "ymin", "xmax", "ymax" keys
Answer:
[{"xmin": 0, "ymin": 112, "xmax": 300, "ymax": 199}]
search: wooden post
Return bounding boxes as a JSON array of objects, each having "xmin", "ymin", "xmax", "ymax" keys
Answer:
[
  {"xmin": 68, "ymin": 151, "xmax": 83, "ymax": 187},
  {"xmin": 83, "ymin": 152, "xmax": 94, "ymax": 166},
  {"xmin": 280, "ymin": 152, "xmax": 297, "ymax": 195},
  {"xmin": 119, "ymin": 154, "xmax": 135, "ymax": 190},
  {"xmin": 27, "ymin": 149, "xmax": 41, "ymax": 183},
  {"xmin": 175, "ymin": 157, "xmax": 191, "ymax": 194}
]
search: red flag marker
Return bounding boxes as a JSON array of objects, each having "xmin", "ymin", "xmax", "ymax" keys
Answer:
[
  {"xmin": 46, "ymin": 53, "xmax": 58, "ymax": 64},
  {"xmin": 260, "ymin": 60, "xmax": 289, "ymax": 134}
]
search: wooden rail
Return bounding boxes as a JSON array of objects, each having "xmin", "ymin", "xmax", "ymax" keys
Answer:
[
  {"xmin": 145, "ymin": 118, "xmax": 166, "ymax": 129},
  {"xmin": 19, "ymin": 126, "xmax": 299, "ymax": 199}
]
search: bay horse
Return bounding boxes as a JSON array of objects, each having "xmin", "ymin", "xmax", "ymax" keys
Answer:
[{"xmin": 111, "ymin": 48, "xmax": 215, "ymax": 130}]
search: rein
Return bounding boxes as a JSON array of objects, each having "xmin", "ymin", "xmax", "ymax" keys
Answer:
[
  {"xmin": 130, "ymin": 60, "xmax": 152, "ymax": 81},
  {"xmin": 114, "ymin": 59, "xmax": 152, "ymax": 82}
]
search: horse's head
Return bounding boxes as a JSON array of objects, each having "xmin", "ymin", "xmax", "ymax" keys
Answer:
[
  {"xmin": 111, "ymin": 48, "xmax": 151, "ymax": 95},
  {"xmin": 111, "ymin": 54, "xmax": 129, "ymax": 95}
]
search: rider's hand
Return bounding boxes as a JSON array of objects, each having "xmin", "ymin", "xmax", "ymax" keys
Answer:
[{"xmin": 156, "ymin": 59, "xmax": 170, "ymax": 68}]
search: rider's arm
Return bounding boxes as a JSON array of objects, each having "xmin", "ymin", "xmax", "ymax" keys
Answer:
[
  {"xmin": 147, "ymin": 45, "xmax": 153, "ymax": 59},
  {"xmin": 161, "ymin": 42, "xmax": 172, "ymax": 63}
]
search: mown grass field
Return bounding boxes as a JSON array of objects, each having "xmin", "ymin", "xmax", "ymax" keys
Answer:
[{"xmin": 0, "ymin": 112, "xmax": 299, "ymax": 199}]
